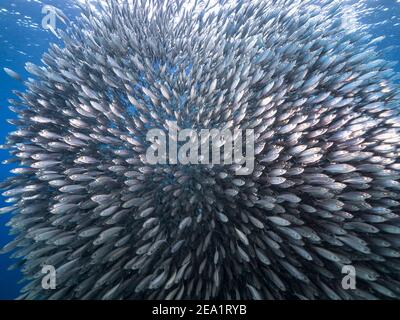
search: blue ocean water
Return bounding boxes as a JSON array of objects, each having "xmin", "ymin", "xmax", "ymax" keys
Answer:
[
  {"xmin": 0, "ymin": 0, "xmax": 79, "ymax": 300},
  {"xmin": 0, "ymin": 0, "xmax": 398, "ymax": 300}
]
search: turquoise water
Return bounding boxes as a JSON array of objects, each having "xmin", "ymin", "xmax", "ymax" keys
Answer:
[{"xmin": 0, "ymin": 0, "xmax": 399, "ymax": 300}]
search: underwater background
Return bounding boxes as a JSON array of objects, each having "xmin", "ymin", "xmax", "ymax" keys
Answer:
[{"xmin": 0, "ymin": 0, "xmax": 399, "ymax": 300}]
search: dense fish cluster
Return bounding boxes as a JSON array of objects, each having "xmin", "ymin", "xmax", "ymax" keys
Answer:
[{"xmin": 1, "ymin": 0, "xmax": 400, "ymax": 300}]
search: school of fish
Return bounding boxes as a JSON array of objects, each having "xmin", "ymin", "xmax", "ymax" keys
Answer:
[{"xmin": 1, "ymin": 0, "xmax": 400, "ymax": 299}]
